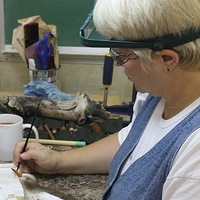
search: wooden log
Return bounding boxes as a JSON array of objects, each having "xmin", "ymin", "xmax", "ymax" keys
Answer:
[{"xmin": 0, "ymin": 92, "xmax": 109, "ymax": 124}]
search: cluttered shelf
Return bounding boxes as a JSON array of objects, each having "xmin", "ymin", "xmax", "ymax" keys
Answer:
[
  {"xmin": 0, "ymin": 89, "xmax": 125, "ymax": 199},
  {"xmin": 0, "ymin": 89, "xmax": 124, "ymax": 144},
  {"xmin": 0, "ymin": 90, "xmax": 122, "ymax": 199}
]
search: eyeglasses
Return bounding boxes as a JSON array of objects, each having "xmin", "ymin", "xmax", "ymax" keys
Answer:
[{"xmin": 109, "ymin": 48, "xmax": 139, "ymax": 66}]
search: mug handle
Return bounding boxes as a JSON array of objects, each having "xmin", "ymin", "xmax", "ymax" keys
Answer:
[{"xmin": 22, "ymin": 124, "xmax": 39, "ymax": 142}]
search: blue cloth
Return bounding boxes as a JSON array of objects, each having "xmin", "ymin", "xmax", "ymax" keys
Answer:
[
  {"xmin": 24, "ymin": 80, "xmax": 75, "ymax": 101},
  {"xmin": 103, "ymin": 95, "xmax": 200, "ymax": 200}
]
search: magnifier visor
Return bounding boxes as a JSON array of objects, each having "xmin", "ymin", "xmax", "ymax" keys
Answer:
[{"xmin": 80, "ymin": 11, "xmax": 200, "ymax": 51}]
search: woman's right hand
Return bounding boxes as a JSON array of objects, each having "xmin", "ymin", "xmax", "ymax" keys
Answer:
[{"xmin": 13, "ymin": 141, "xmax": 63, "ymax": 174}]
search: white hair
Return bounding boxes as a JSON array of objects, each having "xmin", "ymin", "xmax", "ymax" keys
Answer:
[{"xmin": 93, "ymin": 0, "xmax": 200, "ymax": 71}]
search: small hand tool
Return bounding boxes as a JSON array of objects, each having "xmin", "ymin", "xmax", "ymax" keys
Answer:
[
  {"xmin": 43, "ymin": 124, "xmax": 55, "ymax": 140},
  {"xmin": 16, "ymin": 103, "xmax": 40, "ymax": 171}
]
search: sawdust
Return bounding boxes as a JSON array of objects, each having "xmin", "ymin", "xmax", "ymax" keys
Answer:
[{"xmin": 37, "ymin": 174, "xmax": 108, "ymax": 200}]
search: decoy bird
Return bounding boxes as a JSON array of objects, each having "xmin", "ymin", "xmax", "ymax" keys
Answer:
[{"xmin": 12, "ymin": 168, "xmax": 76, "ymax": 200}]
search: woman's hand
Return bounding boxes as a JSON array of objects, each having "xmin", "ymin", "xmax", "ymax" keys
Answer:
[
  {"xmin": 13, "ymin": 141, "xmax": 63, "ymax": 174},
  {"xmin": 13, "ymin": 133, "xmax": 120, "ymax": 175}
]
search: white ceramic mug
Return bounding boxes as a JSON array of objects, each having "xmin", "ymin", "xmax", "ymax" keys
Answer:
[{"xmin": 0, "ymin": 114, "xmax": 39, "ymax": 161}]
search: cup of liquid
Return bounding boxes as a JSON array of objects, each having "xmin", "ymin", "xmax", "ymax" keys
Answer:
[{"xmin": 0, "ymin": 114, "xmax": 39, "ymax": 161}]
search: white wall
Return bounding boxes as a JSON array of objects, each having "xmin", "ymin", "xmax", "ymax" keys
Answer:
[{"xmin": 0, "ymin": 57, "xmax": 133, "ymax": 105}]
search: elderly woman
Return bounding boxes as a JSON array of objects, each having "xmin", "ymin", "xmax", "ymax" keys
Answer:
[{"xmin": 13, "ymin": 0, "xmax": 200, "ymax": 199}]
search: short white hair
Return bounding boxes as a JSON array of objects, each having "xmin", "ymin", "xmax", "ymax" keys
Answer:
[{"xmin": 93, "ymin": 0, "xmax": 200, "ymax": 71}]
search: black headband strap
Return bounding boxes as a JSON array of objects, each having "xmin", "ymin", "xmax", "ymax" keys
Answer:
[{"xmin": 80, "ymin": 12, "xmax": 200, "ymax": 50}]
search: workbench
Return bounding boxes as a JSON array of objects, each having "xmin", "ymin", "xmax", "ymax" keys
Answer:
[
  {"xmin": 0, "ymin": 146, "xmax": 108, "ymax": 200},
  {"xmin": 33, "ymin": 145, "xmax": 108, "ymax": 199},
  {"xmin": 0, "ymin": 91, "xmax": 109, "ymax": 199}
]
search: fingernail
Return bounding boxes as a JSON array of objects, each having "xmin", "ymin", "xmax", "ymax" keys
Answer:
[{"xmin": 20, "ymin": 152, "xmax": 27, "ymax": 158}]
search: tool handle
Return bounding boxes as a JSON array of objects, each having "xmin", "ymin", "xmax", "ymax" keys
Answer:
[
  {"xmin": 103, "ymin": 53, "xmax": 114, "ymax": 88},
  {"xmin": 24, "ymin": 138, "xmax": 86, "ymax": 147}
]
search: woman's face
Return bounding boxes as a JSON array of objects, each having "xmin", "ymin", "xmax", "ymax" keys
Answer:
[{"xmin": 118, "ymin": 49, "xmax": 167, "ymax": 96}]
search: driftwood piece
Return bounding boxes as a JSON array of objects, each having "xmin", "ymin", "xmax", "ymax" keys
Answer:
[{"xmin": 0, "ymin": 92, "xmax": 109, "ymax": 124}]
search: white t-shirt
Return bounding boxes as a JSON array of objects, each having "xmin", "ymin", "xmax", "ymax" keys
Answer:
[{"xmin": 118, "ymin": 93, "xmax": 200, "ymax": 199}]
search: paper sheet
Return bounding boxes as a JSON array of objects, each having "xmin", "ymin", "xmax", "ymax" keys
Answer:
[{"xmin": 0, "ymin": 163, "xmax": 23, "ymax": 200}]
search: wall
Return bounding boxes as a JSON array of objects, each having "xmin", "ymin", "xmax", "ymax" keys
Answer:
[{"xmin": 0, "ymin": 58, "xmax": 133, "ymax": 106}]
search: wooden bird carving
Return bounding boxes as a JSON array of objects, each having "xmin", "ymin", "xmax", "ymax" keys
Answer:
[{"xmin": 12, "ymin": 168, "xmax": 76, "ymax": 200}]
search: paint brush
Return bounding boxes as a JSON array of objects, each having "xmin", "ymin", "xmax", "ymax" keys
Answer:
[{"xmin": 16, "ymin": 102, "xmax": 40, "ymax": 171}]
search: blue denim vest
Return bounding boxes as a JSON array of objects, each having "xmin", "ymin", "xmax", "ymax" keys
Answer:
[{"xmin": 102, "ymin": 96, "xmax": 200, "ymax": 200}]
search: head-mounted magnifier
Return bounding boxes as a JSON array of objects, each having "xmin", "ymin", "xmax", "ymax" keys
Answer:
[{"xmin": 80, "ymin": 11, "xmax": 200, "ymax": 51}]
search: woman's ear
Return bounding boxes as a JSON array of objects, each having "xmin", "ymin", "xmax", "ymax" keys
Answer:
[{"xmin": 155, "ymin": 49, "xmax": 180, "ymax": 72}]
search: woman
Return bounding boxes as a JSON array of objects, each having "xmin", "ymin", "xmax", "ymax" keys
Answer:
[{"xmin": 13, "ymin": 0, "xmax": 200, "ymax": 199}]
